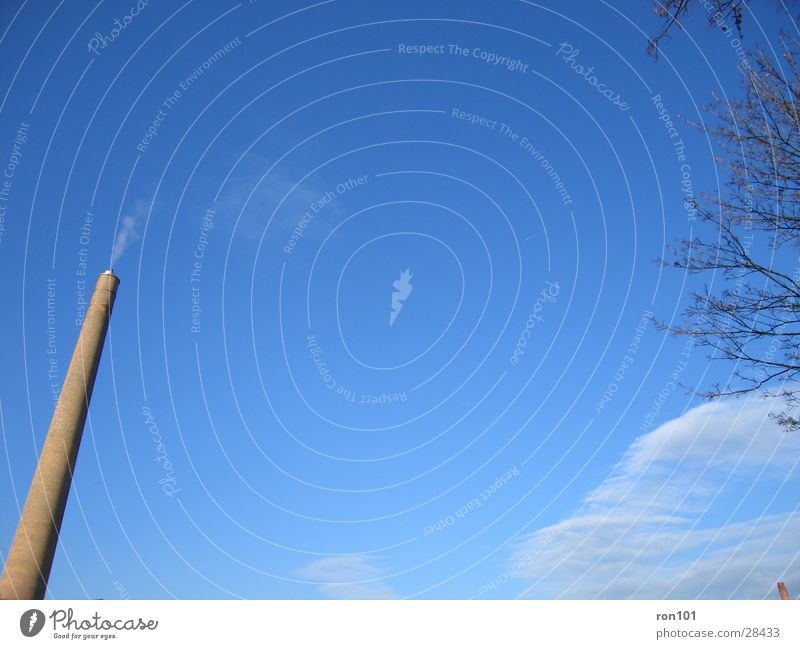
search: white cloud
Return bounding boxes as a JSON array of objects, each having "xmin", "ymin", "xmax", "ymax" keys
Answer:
[
  {"xmin": 296, "ymin": 555, "xmax": 396, "ymax": 599},
  {"xmin": 509, "ymin": 396, "xmax": 800, "ymax": 598},
  {"xmin": 213, "ymin": 154, "xmax": 341, "ymax": 242},
  {"xmin": 622, "ymin": 398, "xmax": 800, "ymax": 473}
]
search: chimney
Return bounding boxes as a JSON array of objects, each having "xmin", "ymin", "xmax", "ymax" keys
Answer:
[{"xmin": 0, "ymin": 270, "xmax": 119, "ymax": 599}]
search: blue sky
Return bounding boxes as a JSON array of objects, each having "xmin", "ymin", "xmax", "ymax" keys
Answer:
[{"xmin": 1, "ymin": 0, "xmax": 798, "ymax": 599}]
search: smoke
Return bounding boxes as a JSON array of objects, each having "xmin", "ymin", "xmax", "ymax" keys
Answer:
[{"xmin": 111, "ymin": 201, "xmax": 147, "ymax": 265}]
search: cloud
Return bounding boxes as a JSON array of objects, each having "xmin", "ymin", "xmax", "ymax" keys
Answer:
[
  {"xmin": 296, "ymin": 555, "xmax": 396, "ymax": 599},
  {"xmin": 213, "ymin": 154, "xmax": 342, "ymax": 242},
  {"xmin": 111, "ymin": 200, "xmax": 148, "ymax": 265},
  {"xmin": 509, "ymin": 396, "xmax": 800, "ymax": 599}
]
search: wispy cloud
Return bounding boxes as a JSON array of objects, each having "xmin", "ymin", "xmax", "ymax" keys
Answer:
[
  {"xmin": 111, "ymin": 200, "xmax": 148, "ymax": 265},
  {"xmin": 213, "ymin": 154, "xmax": 343, "ymax": 242},
  {"xmin": 296, "ymin": 555, "xmax": 396, "ymax": 599},
  {"xmin": 509, "ymin": 396, "xmax": 800, "ymax": 599}
]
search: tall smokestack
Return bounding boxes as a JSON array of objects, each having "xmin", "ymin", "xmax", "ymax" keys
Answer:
[{"xmin": 0, "ymin": 270, "xmax": 119, "ymax": 599}]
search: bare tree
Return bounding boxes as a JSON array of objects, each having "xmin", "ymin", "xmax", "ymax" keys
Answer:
[
  {"xmin": 648, "ymin": 0, "xmax": 747, "ymax": 55},
  {"xmin": 661, "ymin": 33, "xmax": 800, "ymax": 429}
]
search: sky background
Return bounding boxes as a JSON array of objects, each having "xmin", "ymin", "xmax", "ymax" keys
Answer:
[{"xmin": 1, "ymin": 0, "xmax": 799, "ymax": 600}]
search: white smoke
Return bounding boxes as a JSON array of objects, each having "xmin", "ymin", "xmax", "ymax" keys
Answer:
[{"xmin": 111, "ymin": 201, "xmax": 147, "ymax": 265}]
